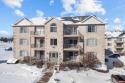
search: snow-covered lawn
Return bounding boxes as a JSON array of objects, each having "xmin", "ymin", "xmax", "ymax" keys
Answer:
[
  {"xmin": 49, "ymin": 68, "xmax": 125, "ymax": 83},
  {"xmin": 0, "ymin": 43, "xmax": 42, "ymax": 83}
]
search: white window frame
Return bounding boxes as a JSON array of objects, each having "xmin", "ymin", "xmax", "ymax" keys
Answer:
[
  {"xmin": 86, "ymin": 39, "xmax": 97, "ymax": 46},
  {"xmin": 20, "ymin": 27, "xmax": 28, "ymax": 33},
  {"xmin": 20, "ymin": 50, "xmax": 28, "ymax": 56},
  {"xmin": 50, "ymin": 39, "xmax": 57, "ymax": 46},
  {"xmin": 87, "ymin": 25, "xmax": 97, "ymax": 32},
  {"xmin": 50, "ymin": 23, "xmax": 57, "ymax": 32},
  {"xmin": 20, "ymin": 39, "xmax": 28, "ymax": 45}
]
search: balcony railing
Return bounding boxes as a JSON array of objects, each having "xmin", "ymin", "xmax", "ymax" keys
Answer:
[
  {"xmin": 64, "ymin": 31, "xmax": 77, "ymax": 35},
  {"xmin": 31, "ymin": 44, "xmax": 44, "ymax": 48},
  {"xmin": 30, "ymin": 31, "xmax": 44, "ymax": 36},
  {"xmin": 115, "ymin": 45, "xmax": 124, "ymax": 49},
  {"xmin": 115, "ymin": 40, "xmax": 124, "ymax": 43},
  {"xmin": 64, "ymin": 44, "xmax": 78, "ymax": 48}
]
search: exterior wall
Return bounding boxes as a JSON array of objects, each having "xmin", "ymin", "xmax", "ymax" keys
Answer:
[
  {"xmin": 78, "ymin": 25, "xmax": 105, "ymax": 64},
  {"xmin": 13, "ymin": 17, "xmax": 106, "ymax": 64},
  {"xmin": 105, "ymin": 37, "xmax": 125, "ymax": 54},
  {"xmin": 44, "ymin": 19, "xmax": 64, "ymax": 62},
  {"xmin": 13, "ymin": 26, "xmax": 33, "ymax": 60}
]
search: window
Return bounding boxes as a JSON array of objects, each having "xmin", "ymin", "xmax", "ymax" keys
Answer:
[
  {"xmin": 117, "ymin": 38, "xmax": 122, "ymax": 41},
  {"xmin": 50, "ymin": 23, "xmax": 57, "ymax": 32},
  {"xmin": 50, "ymin": 39, "xmax": 57, "ymax": 45},
  {"xmin": 107, "ymin": 43, "xmax": 111, "ymax": 46},
  {"xmin": 20, "ymin": 27, "xmax": 28, "ymax": 33},
  {"xmin": 20, "ymin": 50, "xmax": 28, "ymax": 56},
  {"xmin": 20, "ymin": 39, "xmax": 28, "ymax": 45},
  {"xmin": 35, "ymin": 27, "xmax": 44, "ymax": 35},
  {"xmin": 107, "ymin": 38, "xmax": 111, "ymax": 41},
  {"xmin": 87, "ymin": 25, "xmax": 97, "ymax": 32},
  {"xmin": 86, "ymin": 39, "xmax": 97, "ymax": 46}
]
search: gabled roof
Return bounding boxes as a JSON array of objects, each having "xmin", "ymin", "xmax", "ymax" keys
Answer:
[
  {"xmin": 105, "ymin": 30, "xmax": 124, "ymax": 38},
  {"xmin": 82, "ymin": 15, "xmax": 107, "ymax": 24},
  {"xmin": 13, "ymin": 18, "xmax": 33, "ymax": 26},
  {"xmin": 44, "ymin": 17, "xmax": 63, "ymax": 25}
]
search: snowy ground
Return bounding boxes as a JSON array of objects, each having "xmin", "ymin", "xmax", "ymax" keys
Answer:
[
  {"xmin": 1, "ymin": 43, "xmax": 125, "ymax": 83},
  {"xmin": 0, "ymin": 42, "xmax": 42, "ymax": 83},
  {"xmin": 48, "ymin": 68, "xmax": 125, "ymax": 83}
]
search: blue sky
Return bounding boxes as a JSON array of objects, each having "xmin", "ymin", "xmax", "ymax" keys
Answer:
[{"xmin": 0, "ymin": 0, "xmax": 125, "ymax": 36}]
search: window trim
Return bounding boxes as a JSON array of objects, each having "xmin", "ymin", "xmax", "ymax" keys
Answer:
[
  {"xmin": 50, "ymin": 39, "xmax": 57, "ymax": 46},
  {"xmin": 86, "ymin": 38, "xmax": 97, "ymax": 46},
  {"xmin": 50, "ymin": 23, "xmax": 57, "ymax": 32},
  {"xmin": 20, "ymin": 50, "xmax": 28, "ymax": 56},
  {"xmin": 20, "ymin": 27, "xmax": 28, "ymax": 33},
  {"xmin": 20, "ymin": 39, "xmax": 28, "ymax": 45},
  {"xmin": 87, "ymin": 25, "xmax": 97, "ymax": 32}
]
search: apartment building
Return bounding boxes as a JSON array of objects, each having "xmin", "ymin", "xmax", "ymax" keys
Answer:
[
  {"xmin": 12, "ymin": 15, "xmax": 106, "ymax": 64},
  {"xmin": 105, "ymin": 30, "xmax": 125, "ymax": 55}
]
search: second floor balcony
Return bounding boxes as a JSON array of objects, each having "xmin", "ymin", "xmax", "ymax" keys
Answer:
[
  {"xmin": 64, "ymin": 44, "xmax": 78, "ymax": 48},
  {"xmin": 31, "ymin": 44, "xmax": 45, "ymax": 49},
  {"xmin": 30, "ymin": 31, "xmax": 45, "ymax": 37},
  {"xmin": 115, "ymin": 45, "xmax": 124, "ymax": 49},
  {"xmin": 115, "ymin": 40, "xmax": 124, "ymax": 44}
]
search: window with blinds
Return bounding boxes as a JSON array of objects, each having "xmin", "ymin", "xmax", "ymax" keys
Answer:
[
  {"xmin": 87, "ymin": 25, "xmax": 97, "ymax": 32},
  {"xmin": 86, "ymin": 39, "xmax": 97, "ymax": 46},
  {"xmin": 20, "ymin": 50, "xmax": 28, "ymax": 56},
  {"xmin": 20, "ymin": 39, "xmax": 28, "ymax": 45}
]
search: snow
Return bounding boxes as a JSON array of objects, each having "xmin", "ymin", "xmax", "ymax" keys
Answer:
[
  {"xmin": 48, "ymin": 55, "xmax": 125, "ymax": 83},
  {"xmin": 7, "ymin": 58, "xmax": 19, "ymax": 64},
  {"xmin": 105, "ymin": 30, "xmax": 123, "ymax": 38},
  {"xmin": 95, "ymin": 64, "xmax": 107, "ymax": 71},
  {"xmin": 1, "ymin": 42, "xmax": 125, "ymax": 83},
  {"xmin": 49, "ymin": 68, "xmax": 125, "ymax": 83},
  {"xmin": 0, "ymin": 42, "xmax": 43, "ymax": 83},
  {"xmin": 30, "ymin": 17, "xmax": 47, "ymax": 25}
]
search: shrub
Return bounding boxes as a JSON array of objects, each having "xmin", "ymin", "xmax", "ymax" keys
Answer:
[
  {"xmin": 59, "ymin": 61, "xmax": 80, "ymax": 70},
  {"xmin": 19, "ymin": 60, "xmax": 25, "ymax": 64},
  {"xmin": 80, "ymin": 52, "xmax": 101, "ymax": 69},
  {"xmin": 23, "ymin": 56, "xmax": 38, "ymax": 65},
  {"xmin": 36, "ymin": 60, "xmax": 44, "ymax": 68},
  {"xmin": 113, "ymin": 61, "xmax": 124, "ymax": 68}
]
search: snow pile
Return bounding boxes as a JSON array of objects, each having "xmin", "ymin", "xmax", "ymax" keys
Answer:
[
  {"xmin": 7, "ymin": 58, "xmax": 19, "ymax": 64},
  {"xmin": 105, "ymin": 30, "xmax": 123, "ymax": 38},
  {"xmin": 0, "ymin": 43, "xmax": 43, "ymax": 83},
  {"xmin": 95, "ymin": 64, "xmax": 107, "ymax": 71}
]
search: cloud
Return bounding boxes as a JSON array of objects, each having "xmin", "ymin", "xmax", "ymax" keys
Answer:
[
  {"xmin": 36, "ymin": 10, "xmax": 44, "ymax": 17},
  {"xmin": 50, "ymin": 0, "xmax": 54, "ymax": 5},
  {"xmin": 112, "ymin": 25, "xmax": 123, "ymax": 30},
  {"xmin": 61, "ymin": 0, "xmax": 106, "ymax": 16},
  {"xmin": 2, "ymin": 0, "xmax": 24, "ymax": 8},
  {"xmin": 0, "ymin": 31, "xmax": 10, "ymax": 35},
  {"xmin": 15, "ymin": 9, "xmax": 24, "ymax": 17},
  {"xmin": 114, "ymin": 18, "xmax": 121, "ymax": 23}
]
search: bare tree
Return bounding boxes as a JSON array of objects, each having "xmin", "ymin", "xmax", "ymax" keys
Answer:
[{"xmin": 81, "ymin": 52, "xmax": 101, "ymax": 69}]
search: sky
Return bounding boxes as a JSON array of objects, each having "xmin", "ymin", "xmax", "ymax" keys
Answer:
[{"xmin": 0, "ymin": 0, "xmax": 125, "ymax": 36}]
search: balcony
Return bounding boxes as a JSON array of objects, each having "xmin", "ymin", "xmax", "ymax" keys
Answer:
[
  {"xmin": 63, "ymin": 44, "xmax": 79, "ymax": 51},
  {"xmin": 31, "ymin": 44, "xmax": 44, "ymax": 49},
  {"xmin": 115, "ymin": 40, "xmax": 124, "ymax": 44},
  {"xmin": 63, "ymin": 31, "xmax": 79, "ymax": 37},
  {"xmin": 115, "ymin": 45, "xmax": 124, "ymax": 49},
  {"xmin": 30, "ymin": 31, "xmax": 45, "ymax": 37}
]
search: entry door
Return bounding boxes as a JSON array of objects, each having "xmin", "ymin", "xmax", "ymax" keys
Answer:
[
  {"xmin": 36, "ymin": 51, "xmax": 43, "ymax": 59},
  {"xmin": 49, "ymin": 52, "xmax": 58, "ymax": 62}
]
